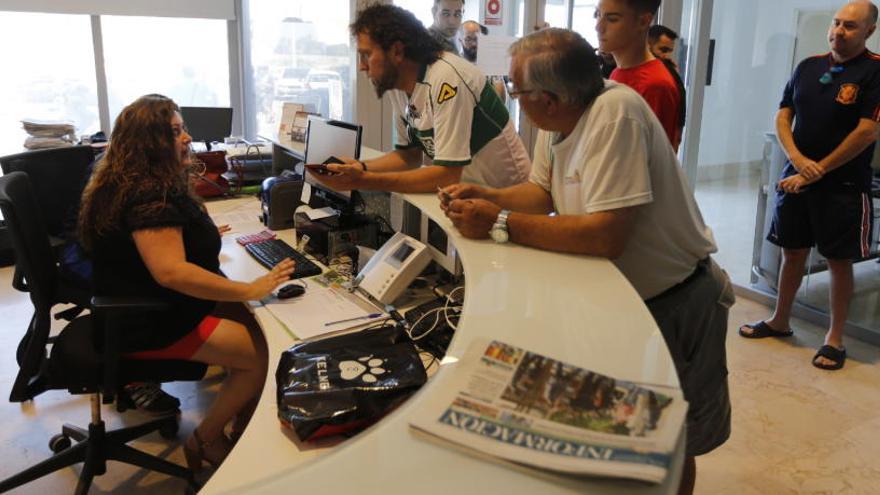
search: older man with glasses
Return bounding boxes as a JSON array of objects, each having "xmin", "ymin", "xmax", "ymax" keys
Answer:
[{"xmin": 440, "ymin": 28, "xmax": 733, "ymax": 495}]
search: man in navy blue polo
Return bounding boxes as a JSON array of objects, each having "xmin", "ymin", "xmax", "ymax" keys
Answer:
[{"xmin": 740, "ymin": 0, "xmax": 880, "ymax": 371}]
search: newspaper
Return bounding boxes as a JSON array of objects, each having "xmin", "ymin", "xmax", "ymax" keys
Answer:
[{"xmin": 409, "ymin": 339, "xmax": 687, "ymax": 484}]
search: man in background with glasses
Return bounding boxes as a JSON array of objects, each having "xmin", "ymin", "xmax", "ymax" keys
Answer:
[
  {"xmin": 740, "ymin": 1, "xmax": 880, "ymax": 372},
  {"xmin": 440, "ymin": 29, "xmax": 732, "ymax": 495},
  {"xmin": 459, "ymin": 20, "xmax": 508, "ymax": 101}
]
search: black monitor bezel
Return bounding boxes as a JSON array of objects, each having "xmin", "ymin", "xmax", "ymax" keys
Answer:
[{"xmin": 179, "ymin": 106, "xmax": 233, "ymax": 148}]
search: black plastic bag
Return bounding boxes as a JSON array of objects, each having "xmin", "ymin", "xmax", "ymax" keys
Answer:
[{"xmin": 276, "ymin": 324, "xmax": 427, "ymax": 440}]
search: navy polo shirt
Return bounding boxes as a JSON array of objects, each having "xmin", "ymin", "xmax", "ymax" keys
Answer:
[{"xmin": 780, "ymin": 49, "xmax": 880, "ymax": 192}]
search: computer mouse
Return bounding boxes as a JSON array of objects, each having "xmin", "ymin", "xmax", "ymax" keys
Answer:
[{"xmin": 277, "ymin": 284, "xmax": 306, "ymax": 299}]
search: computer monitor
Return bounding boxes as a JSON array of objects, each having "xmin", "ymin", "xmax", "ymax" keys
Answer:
[
  {"xmin": 421, "ymin": 214, "xmax": 461, "ymax": 277},
  {"xmin": 179, "ymin": 106, "xmax": 233, "ymax": 151},
  {"xmin": 303, "ymin": 116, "xmax": 362, "ymax": 214}
]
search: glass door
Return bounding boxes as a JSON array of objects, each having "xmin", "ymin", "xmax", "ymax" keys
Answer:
[{"xmin": 676, "ymin": 0, "xmax": 880, "ymax": 338}]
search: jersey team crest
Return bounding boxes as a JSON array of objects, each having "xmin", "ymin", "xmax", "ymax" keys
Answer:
[
  {"xmin": 837, "ymin": 83, "xmax": 859, "ymax": 105},
  {"xmin": 437, "ymin": 83, "xmax": 458, "ymax": 104}
]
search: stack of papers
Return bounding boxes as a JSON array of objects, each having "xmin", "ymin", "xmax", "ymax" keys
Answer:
[
  {"xmin": 265, "ymin": 285, "xmax": 385, "ymax": 340},
  {"xmin": 21, "ymin": 118, "xmax": 76, "ymax": 150}
]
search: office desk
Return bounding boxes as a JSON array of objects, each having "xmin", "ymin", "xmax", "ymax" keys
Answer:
[{"xmin": 203, "ymin": 194, "xmax": 684, "ymax": 495}]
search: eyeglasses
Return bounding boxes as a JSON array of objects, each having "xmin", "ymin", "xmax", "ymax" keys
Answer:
[
  {"xmin": 505, "ymin": 80, "xmax": 537, "ymax": 98},
  {"xmin": 819, "ymin": 65, "xmax": 844, "ymax": 84}
]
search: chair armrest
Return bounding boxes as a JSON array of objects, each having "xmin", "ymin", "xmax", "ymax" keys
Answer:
[
  {"xmin": 91, "ymin": 296, "xmax": 170, "ymax": 314},
  {"xmin": 90, "ymin": 296, "xmax": 171, "ymax": 404}
]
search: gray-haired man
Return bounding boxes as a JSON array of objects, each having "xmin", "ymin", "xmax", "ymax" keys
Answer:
[{"xmin": 440, "ymin": 28, "xmax": 733, "ymax": 495}]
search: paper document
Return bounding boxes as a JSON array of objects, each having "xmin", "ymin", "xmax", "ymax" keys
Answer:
[
  {"xmin": 476, "ymin": 35, "xmax": 517, "ymax": 76},
  {"xmin": 212, "ymin": 210, "xmax": 258, "ymax": 226},
  {"xmin": 265, "ymin": 285, "xmax": 384, "ymax": 340},
  {"xmin": 304, "ymin": 206, "xmax": 337, "ymax": 221}
]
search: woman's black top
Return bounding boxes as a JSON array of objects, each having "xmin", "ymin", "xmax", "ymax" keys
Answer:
[{"xmin": 92, "ymin": 190, "xmax": 221, "ymax": 352}]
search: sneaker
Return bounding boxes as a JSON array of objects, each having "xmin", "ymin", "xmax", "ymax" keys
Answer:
[{"xmin": 119, "ymin": 382, "xmax": 181, "ymax": 416}]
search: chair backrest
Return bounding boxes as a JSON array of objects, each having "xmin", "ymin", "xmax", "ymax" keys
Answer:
[
  {"xmin": 0, "ymin": 172, "xmax": 59, "ymax": 310},
  {"xmin": 0, "ymin": 146, "xmax": 95, "ymax": 239},
  {"xmin": 0, "ymin": 172, "xmax": 63, "ymax": 401}
]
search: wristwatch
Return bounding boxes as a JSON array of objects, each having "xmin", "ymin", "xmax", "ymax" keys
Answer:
[{"xmin": 490, "ymin": 209, "xmax": 511, "ymax": 244}]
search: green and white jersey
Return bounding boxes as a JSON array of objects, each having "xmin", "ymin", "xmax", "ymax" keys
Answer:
[{"xmin": 390, "ymin": 52, "xmax": 531, "ymax": 188}]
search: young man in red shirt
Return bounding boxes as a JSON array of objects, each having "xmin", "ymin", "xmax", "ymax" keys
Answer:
[{"xmin": 597, "ymin": 0, "xmax": 682, "ymax": 151}]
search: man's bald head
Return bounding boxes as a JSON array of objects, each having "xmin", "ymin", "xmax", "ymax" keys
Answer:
[
  {"xmin": 853, "ymin": 0, "xmax": 879, "ymax": 24},
  {"xmin": 829, "ymin": 1, "xmax": 878, "ymax": 61}
]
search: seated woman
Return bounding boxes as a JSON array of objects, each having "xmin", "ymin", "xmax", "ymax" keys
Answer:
[{"xmin": 78, "ymin": 94, "xmax": 294, "ymax": 473}]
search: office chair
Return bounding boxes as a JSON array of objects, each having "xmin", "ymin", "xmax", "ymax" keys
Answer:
[
  {"xmin": 0, "ymin": 145, "xmax": 95, "ymax": 331},
  {"xmin": 0, "ymin": 145, "xmax": 95, "ymax": 240},
  {"xmin": 0, "ymin": 171, "xmax": 208, "ymax": 493},
  {"xmin": 0, "ymin": 147, "xmax": 95, "ymax": 396},
  {"xmin": 0, "ymin": 146, "xmax": 93, "ymax": 269}
]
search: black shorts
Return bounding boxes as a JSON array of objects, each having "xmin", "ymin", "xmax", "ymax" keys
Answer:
[
  {"xmin": 646, "ymin": 258, "xmax": 734, "ymax": 457},
  {"xmin": 767, "ymin": 186, "xmax": 874, "ymax": 260}
]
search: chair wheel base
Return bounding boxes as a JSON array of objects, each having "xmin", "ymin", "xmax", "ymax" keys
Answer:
[{"xmin": 49, "ymin": 433, "xmax": 72, "ymax": 453}]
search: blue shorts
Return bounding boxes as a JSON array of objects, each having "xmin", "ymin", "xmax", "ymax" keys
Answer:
[{"xmin": 767, "ymin": 185, "xmax": 874, "ymax": 260}]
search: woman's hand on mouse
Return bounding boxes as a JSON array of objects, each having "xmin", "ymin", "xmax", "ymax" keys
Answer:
[{"xmin": 247, "ymin": 258, "xmax": 295, "ymax": 299}]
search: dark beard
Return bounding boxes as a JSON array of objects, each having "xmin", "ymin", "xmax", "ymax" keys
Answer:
[
  {"xmin": 371, "ymin": 59, "xmax": 399, "ymax": 98},
  {"xmin": 462, "ymin": 46, "xmax": 477, "ymax": 62}
]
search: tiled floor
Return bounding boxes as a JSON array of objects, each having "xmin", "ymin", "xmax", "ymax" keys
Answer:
[{"xmin": 0, "ymin": 262, "xmax": 878, "ymax": 493}]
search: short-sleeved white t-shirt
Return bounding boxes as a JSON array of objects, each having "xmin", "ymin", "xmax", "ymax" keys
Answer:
[
  {"xmin": 529, "ymin": 80, "xmax": 717, "ymax": 299},
  {"xmin": 389, "ymin": 52, "xmax": 531, "ymax": 188}
]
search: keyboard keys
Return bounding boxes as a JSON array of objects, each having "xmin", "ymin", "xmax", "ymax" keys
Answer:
[{"xmin": 244, "ymin": 238, "xmax": 323, "ymax": 279}]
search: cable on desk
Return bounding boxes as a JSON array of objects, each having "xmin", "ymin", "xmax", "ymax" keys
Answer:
[{"xmin": 406, "ymin": 285, "xmax": 464, "ymax": 342}]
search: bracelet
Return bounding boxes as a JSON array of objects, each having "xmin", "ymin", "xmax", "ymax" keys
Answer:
[{"xmin": 358, "ymin": 160, "xmax": 368, "ymax": 172}]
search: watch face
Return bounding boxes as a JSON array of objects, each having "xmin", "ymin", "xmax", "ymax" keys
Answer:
[{"xmin": 491, "ymin": 227, "xmax": 508, "ymax": 243}]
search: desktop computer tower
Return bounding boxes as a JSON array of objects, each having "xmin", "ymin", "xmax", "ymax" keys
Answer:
[{"xmin": 294, "ymin": 213, "xmax": 378, "ymax": 261}]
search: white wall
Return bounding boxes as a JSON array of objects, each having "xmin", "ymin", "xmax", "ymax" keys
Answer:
[{"xmin": 696, "ymin": 0, "xmax": 874, "ymax": 170}]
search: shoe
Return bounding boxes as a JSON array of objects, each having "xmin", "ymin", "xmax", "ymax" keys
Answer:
[
  {"xmin": 738, "ymin": 321, "xmax": 794, "ymax": 339},
  {"xmin": 119, "ymin": 382, "xmax": 181, "ymax": 416},
  {"xmin": 812, "ymin": 345, "xmax": 846, "ymax": 370},
  {"xmin": 184, "ymin": 428, "xmax": 232, "ymax": 473}
]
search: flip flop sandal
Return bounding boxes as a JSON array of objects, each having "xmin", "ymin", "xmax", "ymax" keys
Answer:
[
  {"xmin": 812, "ymin": 345, "xmax": 846, "ymax": 370},
  {"xmin": 738, "ymin": 321, "xmax": 794, "ymax": 339}
]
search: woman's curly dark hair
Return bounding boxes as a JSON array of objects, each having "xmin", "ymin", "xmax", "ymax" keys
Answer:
[
  {"xmin": 350, "ymin": 3, "xmax": 443, "ymax": 65},
  {"xmin": 78, "ymin": 94, "xmax": 194, "ymax": 249}
]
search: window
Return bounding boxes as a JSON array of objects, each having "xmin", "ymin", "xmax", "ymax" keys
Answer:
[
  {"xmin": 543, "ymin": 0, "xmax": 570, "ymax": 29},
  {"xmin": 571, "ymin": 1, "xmax": 599, "ymax": 48},
  {"xmin": 102, "ymin": 16, "xmax": 230, "ymax": 125},
  {"xmin": 244, "ymin": 0, "xmax": 353, "ymax": 138},
  {"xmin": 0, "ymin": 12, "xmax": 98, "ymax": 156}
]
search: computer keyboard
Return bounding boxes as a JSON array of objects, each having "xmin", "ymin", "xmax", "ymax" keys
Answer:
[{"xmin": 244, "ymin": 238, "xmax": 323, "ymax": 279}]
